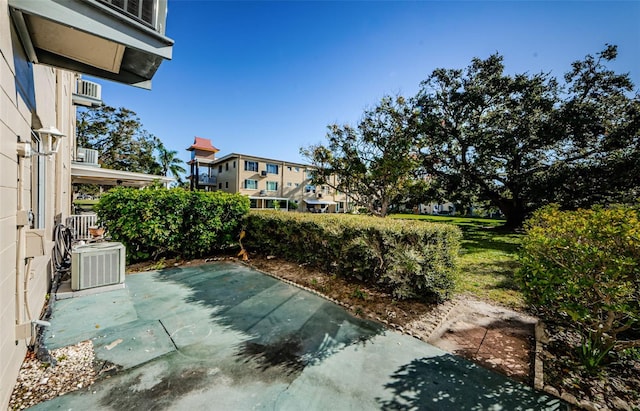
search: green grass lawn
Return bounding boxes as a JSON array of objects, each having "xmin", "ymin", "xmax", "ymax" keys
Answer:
[{"xmin": 391, "ymin": 214, "xmax": 524, "ymax": 308}]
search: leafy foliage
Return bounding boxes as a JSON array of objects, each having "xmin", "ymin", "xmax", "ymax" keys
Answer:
[
  {"xmin": 517, "ymin": 205, "xmax": 640, "ymax": 353},
  {"xmin": 244, "ymin": 211, "xmax": 461, "ymax": 301},
  {"xmin": 95, "ymin": 188, "xmax": 250, "ymax": 262},
  {"xmin": 415, "ymin": 45, "xmax": 639, "ymax": 227},
  {"xmin": 156, "ymin": 142, "xmax": 186, "ymax": 184},
  {"xmin": 307, "ymin": 46, "xmax": 638, "ymax": 227},
  {"xmin": 302, "ymin": 95, "xmax": 420, "ymax": 217},
  {"xmin": 77, "ymin": 105, "xmax": 188, "ymax": 180}
]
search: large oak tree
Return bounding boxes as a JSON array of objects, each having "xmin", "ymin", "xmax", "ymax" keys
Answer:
[{"xmin": 415, "ymin": 45, "xmax": 639, "ymax": 227}]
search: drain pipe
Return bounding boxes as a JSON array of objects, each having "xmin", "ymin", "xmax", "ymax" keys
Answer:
[
  {"xmin": 24, "ymin": 256, "xmax": 34, "ymax": 327},
  {"xmin": 15, "ymin": 139, "xmax": 28, "ymax": 334}
]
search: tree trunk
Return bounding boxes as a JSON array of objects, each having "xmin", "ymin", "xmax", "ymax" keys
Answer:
[
  {"xmin": 379, "ymin": 198, "xmax": 390, "ymax": 217},
  {"xmin": 497, "ymin": 198, "xmax": 527, "ymax": 229}
]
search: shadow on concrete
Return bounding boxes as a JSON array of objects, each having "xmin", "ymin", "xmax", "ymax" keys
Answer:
[
  {"xmin": 156, "ymin": 263, "xmax": 384, "ymax": 379},
  {"xmin": 377, "ymin": 354, "xmax": 563, "ymax": 410}
]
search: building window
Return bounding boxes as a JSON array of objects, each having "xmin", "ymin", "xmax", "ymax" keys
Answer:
[
  {"xmin": 249, "ymin": 198, "xmax": 257, "ymax": 208},
  {"xmin": 233, "ymin": 161, "xmax": 236, "ymax": 168},
  {"xmin": 295, "ymin": 167, "xmax": 300, "ymax": 172},
  {"xmin": 287, "ymin": 166, "xmax": 292, "ymax": 172},
  {"xmin": 244, "ymin": 179, "xmax": 258, "ymax": 189},
  {"xmin": 225, "ymin": 181, "xmax": 229, "ymax": 188},
  {"xmin": 266, "ymin": 181, "xmax": 278, "ymax": 191},
  {"xmin": 226, "ymin": 163, "xmax": 229, "ymax": 171},
  {"xmin": 266, "ymin": 163, "xmax": 279, "ymax": 174},
  {"xmin": 218, "ymin": 165, "xmax": 223, "ymax": 173},
  {"xmin": 305, "ymin": 185, "xmax": 315, "ymax": 193},
  {"xmin": 218, "ymin": 183, "xmax": 222, "ymax": 189},
  {"xmin": 245, "ymin": 161, "xmax": 258, "ymax": 172},
  {"xmin": 287, "ymin": 182, "xmax": 292, "ymax": 187},
  {"xmin": 295, "ymin": 183, "xmax": 300, "ymax": 187},
  {"xmin": 306, "ymin": 170, "xmax": 313, "ymax": 179}
]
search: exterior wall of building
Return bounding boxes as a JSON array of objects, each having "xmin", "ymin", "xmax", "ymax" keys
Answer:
[
  {"xmin": 214, "ymin": 157, "xmax": 238, "ymax": 192},
  {"xmin": 209, "ymin": 154, "xmax": 350, "ymax": 212},
  {"xmin": 0, "ymin": 2, "xmax": 75, "ymax": 408}
]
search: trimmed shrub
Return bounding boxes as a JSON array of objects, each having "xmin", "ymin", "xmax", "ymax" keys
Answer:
[
  {"xmin": 517, "ymin": 205, "xmax": 640, "ymax": 351},
  {"xmin": 244, "ymin": 211, "xmax": 461, "ymax": 301},
  {"xmin": 95, "ymin": 188, "xmax": 249, "ymax": 262}
]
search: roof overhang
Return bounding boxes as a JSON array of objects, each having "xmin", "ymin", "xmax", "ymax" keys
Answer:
[
  {"xmin": 304, "ymin": 199, "xmax": 337, "ymax": 205},
  {"xmin": 71, "ymin": 163, "xmax": 174, "ymax": 187},
  {"xmin": 9, "ymin": 0, "xmax": 174, "ymax": 89}
]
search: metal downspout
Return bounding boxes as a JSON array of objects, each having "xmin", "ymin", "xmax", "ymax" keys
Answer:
[{"xmin": 15, "ymin": 148, "xmax": 26, "ymax": 331}]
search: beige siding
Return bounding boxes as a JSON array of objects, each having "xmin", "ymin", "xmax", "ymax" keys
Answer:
[
  {"xmin": 0, "ymin": 2, "xmax": 75, "ymax": 407},
  {"xmin": 0, "ymin": 4, "xmax": 29, "ymax": 404}
]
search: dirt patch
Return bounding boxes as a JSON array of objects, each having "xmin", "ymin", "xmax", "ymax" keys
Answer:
[{"xmin": 426, "ymin": 299, "xmax": 536, "ymax": 384}]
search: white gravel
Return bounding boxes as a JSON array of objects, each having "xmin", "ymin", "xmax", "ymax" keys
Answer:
[{"xmin": 8, "ymin": 340, "xmax": 96, "ymax": 410}]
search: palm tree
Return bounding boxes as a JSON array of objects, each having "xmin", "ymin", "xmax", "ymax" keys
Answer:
[{"xmin": 156, "ymin": 143, "xmax": 186, "ymax": 185}]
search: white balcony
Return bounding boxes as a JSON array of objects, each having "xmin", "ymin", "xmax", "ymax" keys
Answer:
[
  {"xmin": 72, "ymin": 79, "xmax": 102, "ymax": 107},
  {"xmin": 75, "ymin": 147, "xmax": 100, "ymax": 166},
  {"xmin": 197, "ymin": 174, "xmax": 217, "ymax": 186},
  {"xmin": 9, "ymin": 0, "xmax": 173, "ymax": 89}
]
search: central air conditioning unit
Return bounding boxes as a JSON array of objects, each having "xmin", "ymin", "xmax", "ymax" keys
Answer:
[{"xmin": 71, "ymin": 242, "xmax": 126, "ymax": 291}]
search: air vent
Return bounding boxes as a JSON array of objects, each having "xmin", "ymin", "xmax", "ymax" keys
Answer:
[{"xmin": 71, "ymin": 242, "xmax": 125, "ymax": 291}]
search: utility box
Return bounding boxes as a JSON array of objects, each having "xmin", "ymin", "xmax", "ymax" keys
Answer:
[{"xmin": 25, "ymin": 229, "xmax": 46, "ymax": 257}]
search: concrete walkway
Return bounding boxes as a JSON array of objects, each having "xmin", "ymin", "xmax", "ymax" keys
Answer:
[{"xmin": 34, "ymin": 262, "xmax": 564, "ymax": 410}]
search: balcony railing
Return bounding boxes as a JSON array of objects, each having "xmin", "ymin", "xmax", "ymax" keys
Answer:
[
  {"xmin": 76, "ymin": 148, "xmax": 100, "ymax": 166},
  {"xmin": 9, "ymin": 0, "xmax": 173, "ymax": 89},
  {"xmin": 97, "ymin": 0, "xmax": 167, "ymax": 34},
  {"xmin": 198, "ymin": 174, "xmax": 217, "ymax": 185},
  {"xmin": 66, "ymin": 214, "xmax": 98, "ymax": 241},
  {"xmin": 73, "ymin": 79, "xmax": 102, "ymax": 107}
]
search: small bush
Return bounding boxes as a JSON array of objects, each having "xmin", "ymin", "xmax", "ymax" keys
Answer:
[
  {"xmin": 244, "ymin": 211, "xmax": 461, "ymax": 301},
  {"xmin": 517, "ymin": 205, "xmax": 640, "ymax": 353},
  {"xmin": 96, "ymin": 188, "xmax": 249, "ymax": 262}
]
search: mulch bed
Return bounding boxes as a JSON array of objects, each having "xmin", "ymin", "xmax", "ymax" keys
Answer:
[{"xmin": 541, "ymin": 322, "xmax": 640, "ymax": 410}]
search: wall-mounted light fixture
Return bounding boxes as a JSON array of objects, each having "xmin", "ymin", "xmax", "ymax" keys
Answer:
[
  {"xmin": 17, "ymin": 127, "xmax": 67, "ymax": 158},
  {"xmin": 35, "ymin": 126, "xmax": 65, "ymax": 154}
]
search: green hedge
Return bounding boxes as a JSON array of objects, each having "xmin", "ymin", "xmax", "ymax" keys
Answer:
[
  {"xmin": 244, "ymin": 211, "xmax": 461, "ymax": 301},
  {"xmin": 95, "ymin": 188, "xmax": 250, "ymax": 262},
  {"xmin": 517, "ymin": 205, "xmax": 640, "ymax": 351}
]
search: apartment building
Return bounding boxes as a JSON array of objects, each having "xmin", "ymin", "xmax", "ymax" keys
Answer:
[
  {"xmin": 1, "ymin": 1, "xmax": 173, "ymax": 408},
  {"xmin": 187, "ymin": 139, "xmax": 351, "ymax": 212}
]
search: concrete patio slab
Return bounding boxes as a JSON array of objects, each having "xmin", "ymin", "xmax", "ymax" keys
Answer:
[{"xmin": 33, "ymin": 262, "xmax": 564, "ymax": 410}]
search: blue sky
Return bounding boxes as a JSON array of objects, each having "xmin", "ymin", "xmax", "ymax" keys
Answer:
[{"xmin": 93, "ymin": 0, "xmax": 640, "ymax": 167}]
